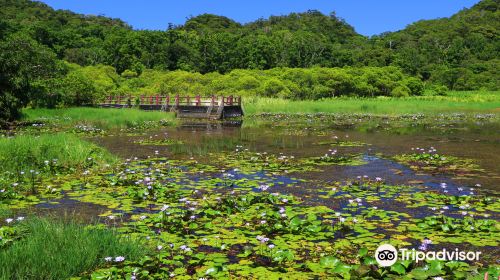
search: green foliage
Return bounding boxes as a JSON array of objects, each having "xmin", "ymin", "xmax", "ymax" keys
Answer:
[
  {"xmin": 60, "ymin": 71, "xmax": 98, "ymax": 105},
  {"xmin": 22, "ymin": 107, "xmax": 176, "ymax": 130},
  {"xmin": 0, "ymin": 32, "xmax": 57, "ymax": 122},
  {"xmin": 0, "ymin": 0, "xmax": 498, "ymax": 91},
  {"xmin": 391, "ymin": 85, "xmax": 411, "ymax": 97},
  {"xmin": 0, "ymin": 133, "xmax": 117, "ymax": 174},
  {"xmin": 97, "ymin": 66, "xmax": 423, "ymax": 100},
  {"xmin": 0, "ymin": 218, "xmax": 143, "ymax": 280}
]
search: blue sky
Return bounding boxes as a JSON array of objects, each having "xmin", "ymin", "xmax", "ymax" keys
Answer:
[{"xmin": 39, "ymin": 0, "xmax": 479, "ymax": 36}]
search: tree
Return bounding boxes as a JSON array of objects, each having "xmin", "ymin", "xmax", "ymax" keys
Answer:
[
  {"xmin": 0, "ymin": 33, "xmax": 57, "ymax": 122},
  {"xmin": 60, "ymin": 71, "xmax": 97, "ymax": 106}
]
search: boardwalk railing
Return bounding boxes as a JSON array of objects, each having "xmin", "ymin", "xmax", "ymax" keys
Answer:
[{"xmin": 102, "ymin": 95, "xmax": 241, "ymax": 107}]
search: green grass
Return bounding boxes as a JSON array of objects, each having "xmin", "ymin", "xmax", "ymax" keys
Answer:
[
  {"xmin": 0, "ymin": 133, "xmax": 117, "ymax": 174},
  {"xmin": 0, "ymin": 218, "xmax": 144, "ymax": 280},
  {"xmin": 22, "ymin": 107, "xmax": 176, "ymax": 130},
  {"xmin": 243, "ymin": 91, "xmax": 500, "ymax": 115}
]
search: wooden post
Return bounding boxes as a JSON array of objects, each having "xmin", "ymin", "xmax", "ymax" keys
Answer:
[
  {"xmin": 117, "ymin": 95, "xmax": 121, "ymax": 105},
  {"xmin": 186, "ymin": 96, "xmax": 190, "ymax": 105},
  {"xmin": 167, "ymin": 95, "xmax": 170, "ymax": 107},
  {"xmin": 175, "ymin": 95, "xmax": 179, "ymax": 107},
  {"xmin": 196, "ymin": 95, "xmax": 200, "ymax": 106},
  {"xmin": 140, "ymin": 95, "xmax": 144, "ymax": 105},
  {"xmin": 211, "ymin": 95, "xmax": 215, "ymax": 106}
]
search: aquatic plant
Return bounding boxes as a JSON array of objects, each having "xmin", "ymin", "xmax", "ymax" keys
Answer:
[
  {"xmin": 0, "ymin": 217, "xmax": 144, "ymax": 280},
  {"xmin": 393, "ymin": 147, "xmax": 483, "ymax": 176}
]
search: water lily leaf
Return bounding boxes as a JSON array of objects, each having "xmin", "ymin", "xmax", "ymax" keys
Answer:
[
  {"xmin": 320, "ymin": 256, "xmax": 340, "ymax": 268},
  {"xmin": 390, "ymin": 263, "xmax": 406, "ymax": 275}
]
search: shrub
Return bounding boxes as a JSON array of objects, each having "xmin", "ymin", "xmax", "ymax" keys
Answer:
[
  {"xmin": 404, "ymin": 77, "xmax": 425, "ymax": 95},
  {"xmin": 391, "ymin": 85, "xmax": 411, "ymax": 97}
]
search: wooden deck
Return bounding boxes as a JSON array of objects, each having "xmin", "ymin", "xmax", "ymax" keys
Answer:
[{"xmin": 99, "ymin": 95, "xmax": 243, "ymax": 120}]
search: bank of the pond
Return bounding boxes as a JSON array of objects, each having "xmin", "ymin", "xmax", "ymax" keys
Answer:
[
  {"xmin": 19, "ymin": 91, "xmax": 500, "ymax": 125},
  {"xmin": 22, "ymin": 107, "xmax": 176, "ymax": 130},
  {"xmin": 244, "ymin": 92, "xmax": 500, "ymax": 115},
  {"xmin": 0, "ymin": 133, "xmax": 117, "ymax": 174},
  {"xmin": 0, "ymin": 217, "xmax": 144, "ymax": 279}
]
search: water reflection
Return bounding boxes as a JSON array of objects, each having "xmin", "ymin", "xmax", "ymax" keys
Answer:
[{"xmin": 94, "ymin": 118, "xmax": 500, "ymax": 192}]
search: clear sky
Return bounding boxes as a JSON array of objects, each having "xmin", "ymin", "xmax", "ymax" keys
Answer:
[{"xmin": 39, "ymin": 0, "xmax": 480, "ymax": 36}]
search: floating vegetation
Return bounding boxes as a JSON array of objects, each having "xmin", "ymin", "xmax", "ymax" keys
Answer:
[
  {"xmin": 134, "ymin": 138, "xmax": 184, "ymax": 146},
  {"xmin": 393, "ymin": 147, "xmax": 484, "ymax": 176},
  {"xmin": 0, "ymin": 112, "xmax": 499, "ymax": 278},
  {"xmin": 315, "ymin": 139, "xmax": 368, "ymax": 147}
]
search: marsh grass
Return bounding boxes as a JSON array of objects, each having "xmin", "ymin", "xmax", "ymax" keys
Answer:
[
  {"xmin": 243, "ymin": 91, "xmax": 500, "ymax": 115},
  {"xmin": 22, "ymin": 107, "xmax": 176, "ymax": 130},
  {"xmin": 0, "ymin": 218, "xmax": 144, "ymax": 280},
  {"xmin": 0, "ymin": 133, "xmax": 117, "ymax": 174}
]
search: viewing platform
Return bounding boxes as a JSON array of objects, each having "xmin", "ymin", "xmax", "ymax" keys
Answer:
[{"xmin": 99, "ymin": 95, "xmax": 243, "ymax": 120}]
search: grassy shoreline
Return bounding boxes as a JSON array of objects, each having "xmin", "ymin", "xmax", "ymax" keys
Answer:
[
  {"xmin": 0, "ymin": 217, "xmax": 143, "ymax": 279},
  {"xmin": 244, "ymin": 92, "xmax": 500, "ymax": 115},
  {"xmin": 22, "ymin": 107, "xmax": 176, "ymax": 130},
  {"xmin": 0, "ymin": 133, "xmax": 116, "ymax": 175},
  {"xmin": 19, "ymin": 92, "xmax": 499, "ymax": 121}
]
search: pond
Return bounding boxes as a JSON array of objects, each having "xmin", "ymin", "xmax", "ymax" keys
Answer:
[{"xmin": 19, "ymin": 114, "xmax": 500, "ymax": 278}]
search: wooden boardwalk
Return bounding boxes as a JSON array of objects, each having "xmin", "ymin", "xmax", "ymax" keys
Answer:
[{"xmin": 99, "ymin": 95, "xmax": 243, "ymax": 120}]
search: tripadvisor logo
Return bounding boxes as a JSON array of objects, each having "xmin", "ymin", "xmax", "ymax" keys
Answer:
[
  {"xmin": 374, "ymin": 244, "xmax": 482, "ymax": 267},
  {"xmin": 375, "ymin": 244, "xmax": 398, "ymax": 267}
]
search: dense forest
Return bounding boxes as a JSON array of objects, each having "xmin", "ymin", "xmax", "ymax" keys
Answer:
[{"xmin": 0, "ymin": 0, "xmax": 499, "ymax": 120}]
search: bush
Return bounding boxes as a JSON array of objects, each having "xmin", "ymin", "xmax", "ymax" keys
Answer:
[
  {"xmin": 391, "ymin": 85, "xmax": 411, "ymax": 97},
  {"xmin": 404, "ymin": 77, "xmax": 424, "ymax": 95},
  {"xmin": 121, "ymin": 69, "xmax": 139, "ymax": 78},
  {"xmin": 60, "ymin": 72, "xmax": 98, "ymax": 105},
  {"xmin": 425, "ymin": 84, "xmax": 448, "ymax": 96},
  {"xmin": 262, "ymin": 78, "xmax": 289, "ymax": 97},
  {"xmin": 37, "ymin": 65, "xmax": 435, "ymax": 105}
]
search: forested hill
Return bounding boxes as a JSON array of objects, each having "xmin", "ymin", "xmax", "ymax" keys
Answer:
[
  {"xmin": 376, "ymin": 0, "xmax": 499, "ymax": 90},
  {"xmin": 0, "ymin": 0, "xmax": 498, "ymax": 88}
]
